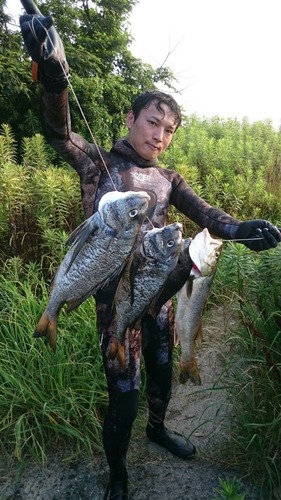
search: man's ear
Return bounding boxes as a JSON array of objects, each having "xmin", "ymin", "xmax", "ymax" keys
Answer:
[{"xmin": 126, "ymin": 110, "xmax": 135, "ymax": 128}]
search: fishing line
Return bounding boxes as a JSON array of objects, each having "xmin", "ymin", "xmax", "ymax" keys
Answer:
[
  {"xmin": 224, "ymin": 237, "xmax": 265, "ymax": 242},
  {"xmin": 32, "ymin": 17, "xmax": 118, "ymax": 192},
  {"xmin": 28, "ymin": 17, "xmax": 156, "ymax": 230}
]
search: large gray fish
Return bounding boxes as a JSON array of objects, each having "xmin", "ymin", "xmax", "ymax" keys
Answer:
[
  {"xmin": 111, "ymin": 222, "xmax": 183, "ymax": 367},
  {"xmin": 34, "ymin": 190, "xmax": 150, "ymax": 350},
  {"xmin": 175, "ymin": 228, "xmax": 223, "ymax": 385}
]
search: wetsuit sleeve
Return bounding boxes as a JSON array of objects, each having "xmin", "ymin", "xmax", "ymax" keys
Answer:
[
  {"xmin": 170, "ymin": 175, "xmax": 242, "ymax": 239},
  {"xmin": 42, "ymin": 88, "xmax": 106, "ymax": 217},
  {"xmin": 42, "ymin": 88, "xmax": 103, "ymax": 173}
]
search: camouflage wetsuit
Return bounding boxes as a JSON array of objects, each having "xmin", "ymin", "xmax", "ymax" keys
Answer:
[{"xmin": 42, "ymin": 88, "xmax": 242, "ymax": 474}]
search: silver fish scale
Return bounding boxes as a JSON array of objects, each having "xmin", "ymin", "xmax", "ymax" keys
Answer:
[
  {"xmin": 45, "ymin": 192, "xmax": 150, "ymax": 316},
  {"xmin": 114, "ymin": 223, "xmax": 183, "ymax": 341},
  {"xmin": 48, "ymin": 233, "xmax": 140, "ymax": 314}
]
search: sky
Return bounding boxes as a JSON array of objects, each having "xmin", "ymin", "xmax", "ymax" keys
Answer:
[{"xmin": 5, "ymin": 0, "xmax": 281, "ymax": 128}]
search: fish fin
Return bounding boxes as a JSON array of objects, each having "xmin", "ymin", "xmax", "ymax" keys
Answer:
[
  {"xmin": 128, "ymin": 252, "xmax": 144, "ymax": 305},
  {"xmin": 111, "ymin": 253, "xmax": 140, "ymax": 313},
  {"xmin": 66, "ymin": 213, "xmax": 99, "ymax": 247},
  {"xmin": 100, "ymin": 262, "xmax": 126, "ymax": 293},
  {"xmin": 147, "ymin": 286, "xmax": 166, "ymax": 318},
  {"xmin": 65, "ymin": 214, "xmax": 100, "ymax": 272},
  {"xmin": 108, "ymin": 338, "xmax": 126, "ymax": 369},
  {"xmin": 180, "ymin": 359, "xmax": 201, "ymax": 386},
  {"xmin": 185, "ymin": 276, "xmax": 194, "ymax": 298},
  {"xmin": 174, "ymin": 325, "xmax": 179, "ymax": 347},
  {"xmin": 108, "ymin": 338, "xmax": 118, "ymax": 360},
  {"xmin": 116, "ymin": 343, "xmax": 126, "ymax": 369},
  {"xmin": 195, "ymin": 322, "xmax": 203, "ymax": 346},
  {"xmin": 66, "ymin": 291, "xmax": 95, "ymax": 312},
  {"xmin": 33, "ymin": 311, "xmax": 58, "ymax": 352},
  {"xmin": 133, "ymin": 319, "xmax": 141, "ymax": 331}
]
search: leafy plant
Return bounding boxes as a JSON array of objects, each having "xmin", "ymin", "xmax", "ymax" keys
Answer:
[
  {"xmin": 0, "ymin": 127, "xmax": 83, "ymax": 267},
  {"xmin": 212, "ymin": 477, "xmax": 246, "ymax": 500}
]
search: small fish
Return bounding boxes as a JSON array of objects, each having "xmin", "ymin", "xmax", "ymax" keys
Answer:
[
  {"xmin": 175, "ymin": 228, "xmax": 223, "ymax": 385},
  {"xmin": 34, "ymin": 190, "xmax": 150, "ymax": 350},
  {"xmin": 111, "ymin": 222, "xmax": 183, "ymax": 367}
]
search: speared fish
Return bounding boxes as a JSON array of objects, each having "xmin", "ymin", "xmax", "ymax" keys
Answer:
[
  {"xmin": 111, "ymin": 222, "xmax": 183, "ymax": 367},
  {"xmin": 175, "ymin": 228, "xmax": 223, "ymax": 385},
  {"xmin": 34, "ymin": 190, "xmax": 150, "ymax": 350}
]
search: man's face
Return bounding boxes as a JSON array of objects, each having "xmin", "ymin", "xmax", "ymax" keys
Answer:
[{"xmin": 126, "ymin": 102, "xmax": 178, "ymax": 161}]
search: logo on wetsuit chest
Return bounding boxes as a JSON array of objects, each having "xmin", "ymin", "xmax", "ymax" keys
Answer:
[{"xmin": 131, "ymin": 171, "xmax": 151, "ymax": 182}]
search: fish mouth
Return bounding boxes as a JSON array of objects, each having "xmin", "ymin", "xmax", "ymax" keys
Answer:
[
  {"xmin": 163, "ymin": 223, "xmax": 183, "ymax": 245},
  {"xmin": 144, "ymin": 224, "xmax": 183, "ymax": 259}
]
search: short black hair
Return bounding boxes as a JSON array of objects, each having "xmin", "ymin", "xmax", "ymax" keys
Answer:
[{"xmin": 131, "ymin": 90, "xmax": 182, "ymax": 129}]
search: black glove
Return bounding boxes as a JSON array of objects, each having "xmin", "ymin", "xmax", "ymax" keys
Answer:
[
  {"xmin": 20, "ymin": 0, "xmax": 69, "ymax": 92},
  {"xmin": 235, "ymin": 220, "xmax": 281, "ymax": 251}
]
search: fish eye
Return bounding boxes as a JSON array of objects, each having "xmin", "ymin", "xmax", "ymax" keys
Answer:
[
  {"xmin": 129, "ymin": 209, "xmax": 138, "ymax": 218},
  {"xmin": 167, "ymin": 240, "xmax": 175, "ymax": 248}
]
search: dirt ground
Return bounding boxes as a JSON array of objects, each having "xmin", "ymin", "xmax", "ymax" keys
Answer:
[{"xmin": 0, "ymin": 305, "xmax": 260, "ymax": 500}]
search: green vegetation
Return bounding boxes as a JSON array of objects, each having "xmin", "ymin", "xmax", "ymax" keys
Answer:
[
  {"xmin": 211, "ymin": 476, "xmax": 246, "ymax": 500},
  {"xmin": 1, "ymin": 1, "xmax": 281, "ymax": 496},
  {"xmin": 0, "ymin": 257, "xmax": 107, "ymax": 463},
  {"xmin": 1, "ymin": 0, "xmax": 175, "ymax": 152},
  {"xmin": 1, "ymin": 115, "xmax": 281, "ymax": 496},
  {"xmin": 211, "ymin": 243, "xmax": 281, "ymax": 498}
]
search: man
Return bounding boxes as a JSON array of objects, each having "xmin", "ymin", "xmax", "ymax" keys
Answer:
[{"xmin": 20, "ymin": 2, "xmax": 281, "ymax": 498}]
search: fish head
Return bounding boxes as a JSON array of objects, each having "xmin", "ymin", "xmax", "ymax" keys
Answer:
[
  {"xmin": 143, "ymin": 222, "xmax": 183, "ymax": 261},
  {"xmin": 98, "ymin": 190, "xmax": 150, "ymax": 234},
  {"xmin": 189, "ymin": 228, "xmax": 222, "ymax": 277}
]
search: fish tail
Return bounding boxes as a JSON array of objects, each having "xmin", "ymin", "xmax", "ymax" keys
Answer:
[
  {"xmin": 108, "ymin": 338, "xmax": 119, "ymax": 360},
  {"xmin": 108, "ymin": 339, "xmax": 126, "ymax": 369},
  {"xmin": 116, "ymin": 343, "xmax": 126, "ymax": 369},
  {"xmin": 33, "ymin": 311, "xmax": 58, "ymax": 352},
  {"xmin": 180, "ymin": 359, "xmax": 201, "ymax": 386},
  {"xmin": 195, "ymin": 323, "xmax": 203, "ymax": 347}
]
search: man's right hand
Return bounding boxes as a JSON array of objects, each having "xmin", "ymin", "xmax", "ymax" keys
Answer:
[{"xmin": 20, "ymin": 0, "xmax": 69, "ymax": 91}]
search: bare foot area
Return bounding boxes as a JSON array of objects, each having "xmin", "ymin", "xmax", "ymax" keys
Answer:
[{"xmin": 0, "ymin": 305, "xmax": 260, "ymax": 499}]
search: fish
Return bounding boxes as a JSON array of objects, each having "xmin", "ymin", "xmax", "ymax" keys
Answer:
[
  {"xmin": 148, "ymin": 237, "xmax": 193, "ymax": 317},
  {"xmin": 111, "ymin": 222, "xmax": 183, "ymax": 367},
  {"xmin": 34, "ymin": 190, "xmax": 150, "ymax": 351},
  {"xmin": 175, "ymin": 228, "xmax": 223, "ymax": 385}
]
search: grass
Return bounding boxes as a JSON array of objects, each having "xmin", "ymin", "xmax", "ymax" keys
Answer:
[
  {"xmin": 0, "ymin": 244, "xmax": 281, "ymax": 499},
  {"xmin": 0, "ymin": 258, "xmax": 108, "ymax": 463},
  {"xmin": 210, "ymin": 243, "xmax": 281, "ymax": 498},
  {"xmin": 211, "ymin": 476, "xmax": 246, "ymax": 499}
]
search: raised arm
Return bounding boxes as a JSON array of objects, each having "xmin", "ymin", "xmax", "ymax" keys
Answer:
[
  {"xmin": 20, "ymin": 2, "xmax": 103, "ymax": 166},
  {"xmin": 20, "ymin": 0, "xmax": 106, "ymax": 216}
]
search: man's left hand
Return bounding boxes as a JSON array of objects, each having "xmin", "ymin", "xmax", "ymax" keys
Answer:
[{"xmin": 235, "ymin": 220, "xmax": 281, "ymax": 251}]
